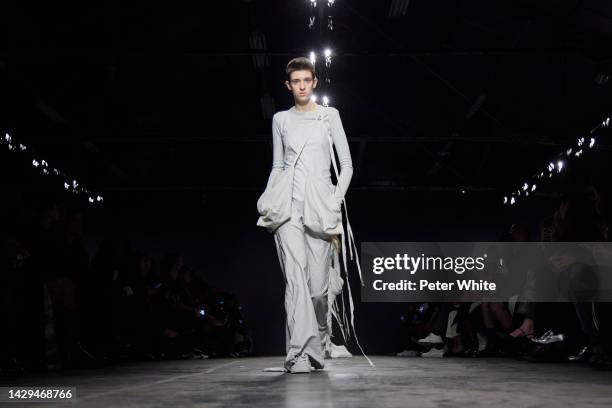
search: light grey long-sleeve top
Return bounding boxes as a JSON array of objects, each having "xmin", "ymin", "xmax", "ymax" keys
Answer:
[{"xmin": 265, "ymin": 103, "xmax": 353, "ymax": 205}]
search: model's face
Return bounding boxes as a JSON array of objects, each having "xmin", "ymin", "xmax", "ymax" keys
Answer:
[{"xmin": 285, "ymin": 70, "xmax": 317, "ymax": 104}]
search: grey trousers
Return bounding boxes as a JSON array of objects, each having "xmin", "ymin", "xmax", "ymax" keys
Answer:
[{"xmin": 274, "ymin": 199, "xmax": 333, "ymax": 370}]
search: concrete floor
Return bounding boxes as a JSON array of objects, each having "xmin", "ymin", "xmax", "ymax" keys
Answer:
[{"xmin": 3, "ymin": 356, "xmax": 612, "ymax": 407}]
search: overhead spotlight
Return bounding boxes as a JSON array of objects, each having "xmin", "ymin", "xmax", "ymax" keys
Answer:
[
  {"xmin": 64, "ymin": 182, "xmax": 70, "ymax": 190},
  {"xmin": 557, "ymin": 160, "xmax": 564, "ymax": 173},
  {"xmin": 309, "ymin": 16, "xmax": 316, "ymax": 29},
  {"xmin": 566, "ymin": 148, "xmax": 572, "ymax": 156},
  {"xmin": 311, "ymin": 94, "xmax": 318, "ymax": 103},
  {"xmin": 531, "ymin": 184, "xmax": 536, "ymax": 192},
  {"xmin": 322, "ymin": 95, "xmax": 330, "ymax": 106},
  {"xmin": 32, "ymin": 159, "xmax": 39, "ymax": 168},
  {"xmin": 577, "ymin": 137, "xmax": 585, "ymax": 147},
  {"xmin": 522, "ymin": 182, "xmax": 529, "ymax": 191},
  {"xmin": 504, "ymin": 196, "xmax": 508, "ymax": 204},
  {"xmin": 4, "ymin": 133, "xmax": 11, "ymax": 143},
  {"xmin": 575, "ymin": 149, "xmax": 583, "ymax": 157},
  {"xmin": 96, "ymin": 195, "xmax": 104, "ymax": 202},
  {"xmin": 309, "ymin": 51, "xmax": 316, "ymax": 65},
  {"xmin": 510, "ymin": 197, "xmax": 516, "ymax": 205},
  {"xmin": 324, "ymin": 50, "xmax": 332, "ymax": 68},
  {"xmin": 589, "ymin": 137, "xmax": 596, "ymax": 148},
  {"xmin": 389, "ymin": 0, "xmax": 410, "ymax": 17},
  {"xmin": 327, "ymin": 0, "xmax": 335, "ymax": 6}
]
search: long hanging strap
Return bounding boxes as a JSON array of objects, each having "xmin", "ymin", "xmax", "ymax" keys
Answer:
[
  {"xmin": 324, "ymin": 108, "xmax": 375, "ymax": 368},
  {"xmin": 326, "ymin": 122, "xmax": 363, "ymax": 285}
]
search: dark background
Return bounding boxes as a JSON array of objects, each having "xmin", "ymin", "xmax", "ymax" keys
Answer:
[{"xmin": 1, "ymin": 0, "xmax": 611, "ymax": 354}]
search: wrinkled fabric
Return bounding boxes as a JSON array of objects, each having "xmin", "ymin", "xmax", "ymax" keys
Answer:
[
  {"xmin": 274, "ymin": 199, "xmax": 332, "ymax": 370},
  {"xmin": 265, "ymin": 104, "xmax": 352, "ymax": 203}
]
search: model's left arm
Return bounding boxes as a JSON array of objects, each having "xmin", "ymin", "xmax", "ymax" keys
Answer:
[{"xmin": 329, "ymin": 107, "xmax": 353, "ymax": 202}]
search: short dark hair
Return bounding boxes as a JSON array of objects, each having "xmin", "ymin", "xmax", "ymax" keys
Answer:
[{"xmin": 286, "ymin": 57, "xmax": 316, "ymax": 81}]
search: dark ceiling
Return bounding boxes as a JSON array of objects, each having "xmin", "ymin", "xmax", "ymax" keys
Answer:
[{"xmin": 1, "ymin": 0, "xmax": 611, "ymax": 223}]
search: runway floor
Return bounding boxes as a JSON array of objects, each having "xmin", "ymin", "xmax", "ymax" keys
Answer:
[{"xmin": 3, "ymin": 356, "xmax": 612, "ymax": 407}]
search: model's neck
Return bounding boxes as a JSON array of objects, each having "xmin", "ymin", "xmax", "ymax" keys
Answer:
[{"xmin": 293, "ymin": 100, "xmax": 318, "ymax": 112}]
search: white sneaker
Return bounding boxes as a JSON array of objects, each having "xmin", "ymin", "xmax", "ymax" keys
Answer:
[
  {"xmin": 331, "ymin": 344, "xmax": 352, "ymax": 358},
  {"xmin": 287, "ymin": 353, "xmax": 311, "ymax": 374},
  {"xmin": 421, "ymin": 347, "xmax": 445, "ymax": 358},
  {"xmin": 417, "ymin": 333, "xmax": 444, "ymax": 345},
  {"xmin": 323, "ymin": 341, "xmax": 332, "ymax": 359},
  {"xmin": 396, "ymin": 349, "xmax": 420, "ymax": 357}
]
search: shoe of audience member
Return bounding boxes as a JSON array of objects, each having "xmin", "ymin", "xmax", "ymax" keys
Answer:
[
  {"xmin": 587, "ymin": 344, "xmax": 608, "ymax": 367},
  {"xmin": 590, "ymin": 352, "xmax": 612, "ymax": 370},
  {"xmin": 396, "ymin": 350, "xmax": 420, "ymax": 357},
  {"xmin": 418, "ymin": 333, "xmax": 444, "ymax": 346},
  {"xmin": 421, "ymin": 347, "xmax": 445, "ymax": 358},
  {"xmin": 568, "ymin": 346, "xmax": 590, "ymax": 362},
  {"xmin": 67, "ymin": 343, "xmax": 105, "ymax": 369},
  {"xmin": 531, "ymin": 331, "xmax": 565, "ymax": 345},
  {"xmin": 287, "ymin": 353, "xmax": 311, "ymax": 374},
  {"xmin": 191, "ymin": 348, "xmax": 209, "ymax": 359},
  {"xmin": 473, "ymin": 347, "xmax": 503, "ymax": 358},
  {"xmin": 180, "ymin": 351, "xmax": 196, "ymax": 359},
  {"xmin": 443, "ymin": 348, "xmax": 473, "ymax": 358}
]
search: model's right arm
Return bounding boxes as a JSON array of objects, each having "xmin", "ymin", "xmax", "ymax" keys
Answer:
[{"xmin": 265, "ymin": 112, "xmax": 285, "ymax": 188}]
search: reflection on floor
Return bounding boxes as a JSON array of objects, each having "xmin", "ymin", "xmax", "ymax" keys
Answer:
[{"xmin": 3, "ymin": 356, "xmax": 612, "ymax": 407}]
